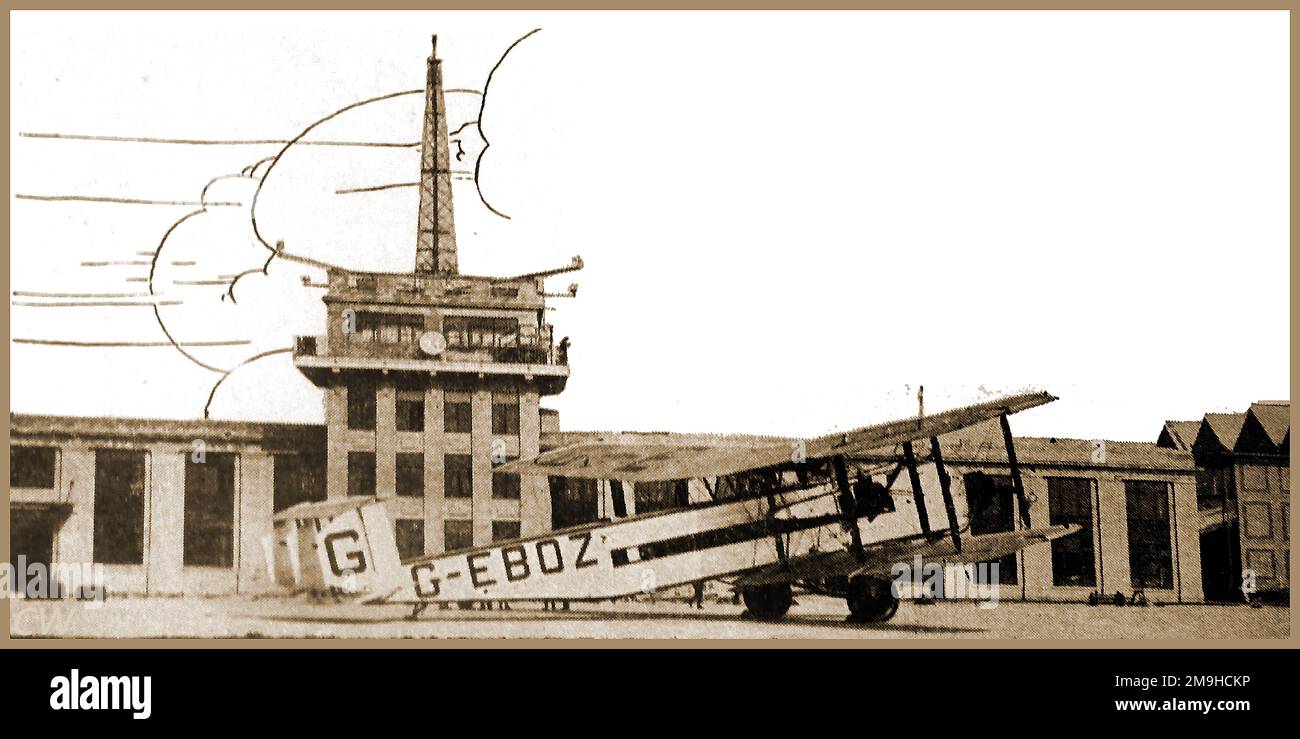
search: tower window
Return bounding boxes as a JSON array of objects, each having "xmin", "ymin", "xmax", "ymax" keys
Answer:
[
  {"xmin": 396, "ymin": 453, "xmax": 424, "ymax": 497},
  {"xmin": 444, "ymin": 454, "xmax": 473, "ymax": 498},
  {"xmin": 395, "ymin": 519, "xmax": 425, "ymax": 560},
  {"xmin": 346, "ymin": 379, "xmax": 376, "ymax": 431},
  {"xmin": 396, "ymin": 390, "xmax": 425, "ymax": 432},
  {"xmin": 443, "ymin": 315, "xmax": 519, "ymax": 349},
  {"xmin": 444, "ymin": 519, "xmax": 473, "ymax": 552},
  {"xmin": 354, "ymin": 312, "xmax": 424, "ymax": 344},
  {"xmin": 492, "ymin": 520, "xmax": 521, "ymax": 542},
  {"xmin": 444, "ymin": 393, "xmax": 472, "ymax": 433},
  {"xmin": 492, "ymin": 392, "xmax": 520, "ymax": 435},
  {"xmin": 348, "ymin": 452, "xmax": 376, "ymax": 496},
  {"xmin": 492, "ymin": 456, "xmax": 520, "ymax": 500}
]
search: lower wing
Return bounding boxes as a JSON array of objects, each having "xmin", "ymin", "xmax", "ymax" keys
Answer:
[{"xmin": 733, "ymin": 524, "xmax": 1081, "ymax": 587}]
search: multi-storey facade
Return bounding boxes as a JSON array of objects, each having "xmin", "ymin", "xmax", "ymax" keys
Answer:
[
  {"xmin": 291, "ymin": 37, "xmax": 569, "ymax": 558},
  {"xmin": 292, "ymin": 270, "xmax": 568, "ymax": 557}
]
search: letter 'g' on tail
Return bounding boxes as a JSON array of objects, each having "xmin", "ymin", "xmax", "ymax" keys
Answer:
[{"xmin": 269, "ymin": 500, "xmax": 405, "ymax": 600}]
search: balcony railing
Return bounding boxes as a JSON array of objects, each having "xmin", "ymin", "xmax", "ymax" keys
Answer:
[
  {"xmin": 326, "ymin": 270, "xmax": 543, "ymax": 307},
  {"xmin": 293, "ymin": 327, "xmax": 568, "ymax": 366}
]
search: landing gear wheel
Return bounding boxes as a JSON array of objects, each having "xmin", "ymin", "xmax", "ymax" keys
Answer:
[
  {"xmin": 845, "ymin": 576, "xmax": 899, "ymax": 623},
  {"xmin": 742, "ymin": 582, "xmax": 793, "ymax": 620}
]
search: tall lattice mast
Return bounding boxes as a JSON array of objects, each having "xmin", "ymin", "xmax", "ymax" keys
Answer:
[{"xmin": 414, "ymin": 35, "xmax": 458, "ymax": 274}]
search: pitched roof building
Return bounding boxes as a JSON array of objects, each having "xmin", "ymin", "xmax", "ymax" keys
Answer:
[{"xmin": 1158, "ymin": 401, "xmax": 1290, "ymax": 601}]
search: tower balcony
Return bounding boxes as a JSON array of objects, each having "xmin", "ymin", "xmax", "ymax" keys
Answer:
[{"xmin": 293, "ymin": 329, "xmax": 570, "ymax": 395}]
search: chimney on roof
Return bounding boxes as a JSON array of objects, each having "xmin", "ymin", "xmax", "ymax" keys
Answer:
[{"xmin": 414, "ymin": 34, "xmax": 458, "ymax": 274}]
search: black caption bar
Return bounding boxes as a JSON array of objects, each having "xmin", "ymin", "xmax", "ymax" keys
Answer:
[{"xmin": 2, "ymin": 646, "xmax": 1290, "ymax": 727}]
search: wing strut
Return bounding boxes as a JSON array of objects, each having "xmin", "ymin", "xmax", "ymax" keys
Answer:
[
  {"xmin": 765, "ymin": 488, "xmax": 789, "ymax": 565},
  {"xmin": 998, "ymin": 412, "xmax": 1032, "ymax": 528},
  {"xmin": 609, "ymin": 480, "xmax": 628, "ymax": 518},
  {"xmin": 929, "ymin": 436, "xmax": 961, "ymax": 554},
  {"xmin": 831, "ymin": 455, "xmax": 866, "ymax": 560},
  {"xmin": 901, "ymin": 441, "xmax": 932, "ymax": 538}
]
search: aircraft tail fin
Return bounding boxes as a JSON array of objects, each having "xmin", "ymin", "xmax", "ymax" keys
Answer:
[{"xmin": 269, "ymin": 499, "xmax": 406, "ymax": 600}]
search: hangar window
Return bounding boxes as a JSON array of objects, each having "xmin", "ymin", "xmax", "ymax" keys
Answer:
[
  {"xmin": 963, "ymin": 473, "xmax": 1018, "ymax": 585},
  {"xmin": 93, "ymin": 449, "xmax": 147, "ymax": 565},
  {"xmin": 11, "ymin": 446, "xmax": 56, "ymax": 489},
  {"xmin": 550, "ymin": 476, "xmax": 600, "ymax": 529},
  {"xmin": 395, "ymin": 519, "xmax": 425, "ymax": 560},
  {"xmin": 1047, "ymin": 477, "xmax": 1096, "ymax": 588},
  {"xmin": 348, "ymin": 452, "xmax": 376, "ymax": 496},
  {"xmin": 492, "ymin": 520, "xmax": 521, "ymax": 542},
  {"xmin": 184, "ymin": 453, "xmax": 237, "ymax": 568},
  {"xmin": 444, "ymin": 455, "xmax": 473, "ymax": 498},
  {"xmin": 396, "ymin": 453, "xmax": 424, "ymax": 497},
  {"xmin": 444, "ymin": 392, "xmax": 473, "ymax": 433},
  {"xmin": 273, "ymin": 453, "xmax": 326, "ymax": 512},
  {"xmin": 346, "ymin": 379, "xmax": 376, "ymax": 431},
  {"xmin": 492, "ymin": 456, "xmax": 520, "ymax": 500},
  {"xmin": 444, "ymin": 519, "xmax": 473, "ymax": 552},
  {"xmin": 1125, "ymin": 480, "xmax": 1173, "ymax": 590}
]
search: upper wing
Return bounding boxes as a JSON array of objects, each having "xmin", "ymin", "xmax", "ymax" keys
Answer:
[
  {"xmin": 499, "ymin": 390, "xmax": 1056, "ymax": 482},
  {"xmin": 497, "ymin": 433, "xmax": 794, "ymax": 483}
]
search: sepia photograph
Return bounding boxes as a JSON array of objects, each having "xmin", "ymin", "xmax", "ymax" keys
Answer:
[{"xmin": 4, "ymin": 7, "xmax": 1290, "ymax": 654}]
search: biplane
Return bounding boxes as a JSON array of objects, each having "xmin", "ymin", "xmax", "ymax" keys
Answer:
[{"xmin": 271, "ymin": 390, "xmax": 1080, "ymax": 622}]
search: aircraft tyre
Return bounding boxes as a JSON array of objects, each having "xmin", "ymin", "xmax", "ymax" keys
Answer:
[
  {"xmin": 742, "ymin": 582, "xmax": 793, "ymax": 620},
  {"xmin": 845, "ymin": 576, "xmax": 899, "ymax": 623}
]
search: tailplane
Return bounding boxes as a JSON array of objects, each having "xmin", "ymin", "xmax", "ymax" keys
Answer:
[{"xmin": 269, "ymin": 499, "xmax": 406, "ymax": 600}]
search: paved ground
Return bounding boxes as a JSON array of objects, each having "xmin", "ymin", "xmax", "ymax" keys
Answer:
[{"xmin": 8, "ymin": 594, "xmax": 1291, "ymax": 640}]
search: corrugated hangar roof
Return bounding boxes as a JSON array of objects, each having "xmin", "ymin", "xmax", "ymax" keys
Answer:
[
  {"xmin": 1202, "ymin": 412, "xmax": 1247, "ymax": 450},
  {"xmin": 1158, "ymin": 420, "xmax": 1202, "ymax": 451},
  {"xmin": 1247, "ymin": 402, "xmax": 1290, "ymax": 446},
  {"xmin": 10, "ymin": 413, "xmax": 324, "ymax": 451},
  {"xmin": 937, "ymin": 420, "xmax": 1195, "ymax": 472}
]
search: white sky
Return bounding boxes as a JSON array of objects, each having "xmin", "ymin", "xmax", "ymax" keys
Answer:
[{"xmin": 8, "ymin": 10, "xmax": 1290, "ymax": 442}]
